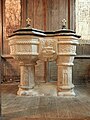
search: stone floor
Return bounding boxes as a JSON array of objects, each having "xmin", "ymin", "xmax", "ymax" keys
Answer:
[
  {"xmin": 1, "ymin": 83, "xmax": 90, "ymax": 120},
  {"xmin": 18, "ymin": 82, "xmax": 57, "ymax": 96}
]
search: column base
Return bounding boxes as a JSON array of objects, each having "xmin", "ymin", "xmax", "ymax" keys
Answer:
[
  {"xmin": 17, "ymin": 88, "xmax": 30, "ymax": 96},
  {"xmin": 17, "ymin": 88, "xmax": 44, "ymax": 96},
  {"xmin": 57, "ymin": 89, "xmax": 75, "ymax": 96}
]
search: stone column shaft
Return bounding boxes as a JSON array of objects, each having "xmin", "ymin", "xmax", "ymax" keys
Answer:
[
  {"xmin": 57, "ymin": 64, "xmax": 75, "ymax": 96},
  {"xmin": 17, "ymin": 63, "xmax": 35, "ymax": 96}
]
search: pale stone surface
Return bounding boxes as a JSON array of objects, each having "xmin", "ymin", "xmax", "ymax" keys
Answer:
[
  {"xmin": 2, "ymin": 84, "xmax": 90, "ymax": 120},
  {"xmin": 56, "ymin": 36, "xmax": 78, "ymax": 96},
  {"xmin": 20, "ymin": 64, "xmax": 35, "ymax": 88},
  {"xmin": 17, "ymin": 63, "xmax": 36, "ymax": 96},
  {"xmin": 17, "ymin": 83, "xmax": 57, "ymax": 96},
  {"xmin": 76, "ymin": 0, "xmax": 90, "ymax": 43},
  {"xmin": 9, "ymin": 35, "xmax": 39, "ymax": 96},
  {"xmin": 9, "ymin": 30, "xmax": 79, "ymax": 96}
]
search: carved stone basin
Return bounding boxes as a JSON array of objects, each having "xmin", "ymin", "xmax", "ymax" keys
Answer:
[
  {"xmin": 8, "ymin": 27, "xmax": 46, "ymax": 62},
  {"xmin": 8, "ymin": 21, "xmax": 80, "ymax": 96}
]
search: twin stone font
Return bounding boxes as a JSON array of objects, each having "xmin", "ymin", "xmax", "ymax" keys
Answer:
[{"xmin": 8, "ymin": 20, "xmax": 80, "ymax": 96}]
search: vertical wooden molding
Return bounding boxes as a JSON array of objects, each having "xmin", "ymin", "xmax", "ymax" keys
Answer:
[
  {"xmin": 0, "ymin": 0, "xmax": 2, "ymax": 54},
  {"xmin": 43, "ymin": 0, "xmax": 47, "ymax": 31},
  {"xmin": 0, "ymin": 2, "xmax": 1, "ymax": 108},
  {"xmin": 0, "ymin": 0, "xmax": 5, "ymax": 55},
  {"xmin": 3, "ymin": 0, "xmax": 6, "ymax": 54},
  {"xmin": 21, "ymin": 0, "xmax": 27, "ymax": 27},
  {"xmin": 68, "ymin": 0, "xmax": 70, "ymax": 29},
  {"xmin": 33, "ymin": 0, "xmax": 35, "ymax": 27},
  {"xmin": 42, "ymin": 0, "xmax": 47, "ymax": 81},
  {"xmin": 74, "ymin": 0, "xmax": 76, "ymax": 31},
  {"xmin": 69, "ymin": 0, "xmax": 75, "ymax": 30}
]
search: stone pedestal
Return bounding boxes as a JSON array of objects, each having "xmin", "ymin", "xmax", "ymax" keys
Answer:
[
  {"xmin": 57, "ymin": 62, "xmax": 75, "ymax": 96},
  {"xmin": 17, "ymin": 62, "xmax": 36, "ymax": 96},
  {"xmin": 56, "ymin": 36, "xmax": 78, "ymax": 96}
]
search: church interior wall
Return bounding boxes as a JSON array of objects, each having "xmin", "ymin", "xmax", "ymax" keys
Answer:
[{"xmin": 0, "ymin": 0, "xmax": 90, "ymax": 85}]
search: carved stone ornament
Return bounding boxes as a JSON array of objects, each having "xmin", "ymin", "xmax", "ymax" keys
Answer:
[{"xmin": 38, "ymin": 38, "xmax": 57, "ymax": 61}]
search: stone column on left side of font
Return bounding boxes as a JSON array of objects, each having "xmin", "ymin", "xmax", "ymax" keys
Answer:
[{"xmin": 17, "ymin": 62, "xmax": 36, "ymax": 96}]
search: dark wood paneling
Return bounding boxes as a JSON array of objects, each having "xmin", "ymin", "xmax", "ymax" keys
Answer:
[
  {"xmin": 47, "ymin": 0, "xmax": 68, "ymax": 31},
  {"xmin": 0, "ymin": 0, "xmax": 1, "ymax": 112},
  {"xmin": 70, "ymin": 0, "xmax": 75, "ymax": 30},
  {"xmin": 3, "ymin": 0, "xmax": 7, "ymax": 54},
  {"xmin": 0, "ymin": 0, "xmax": 2, "ymax": 53},
  {"xmin": 26, "ymin": 0, "xmax": 69, "ymax": 31},
  {"xmin": 34, "ymin": 0, "xmax": 45, "ymax": 30},
  {"xmin": 0, "ymin": 0, "xmax": 4, "ymax": 83},
  {"xmin": 21, "ymin": 0, "xmax": 27, "ymax": 27},
  {"xmin": 0, "ymin": 0, "xmax": 4, "ymax": 54},
  {"xmin": 27, "ymin": 0, "xmax": 47, "ymax": 30},
  {"xmin": 27, "ymin": 0, "xmax": 34, "ymax": 27},
  {"xmin": 68, "ymin": 0, "xmax": 70, "ymax": 29}
]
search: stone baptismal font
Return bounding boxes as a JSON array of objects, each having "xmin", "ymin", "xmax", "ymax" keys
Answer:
[{"xmin": 8, "ymin": 19, "xmax": 80, "ymax": 96}]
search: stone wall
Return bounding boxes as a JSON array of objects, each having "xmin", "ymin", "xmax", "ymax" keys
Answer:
[
  {"xmin": 73, "ymin": 59, "xmax": 90, "ymax": 85},
  {"xmin": 1, "ymin": 58, "xmax": 20, "ymax": 83},
  {"xmin": 73, "ymin": 44, "xmax": 90, "ymax": 85},
  {"xmin": 74, "ymin": 0, "xmax": 90, "ymax": 85},
  {"xmin": 76, "ymin": 0, "xmax": 90, "ymax": 42}
]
